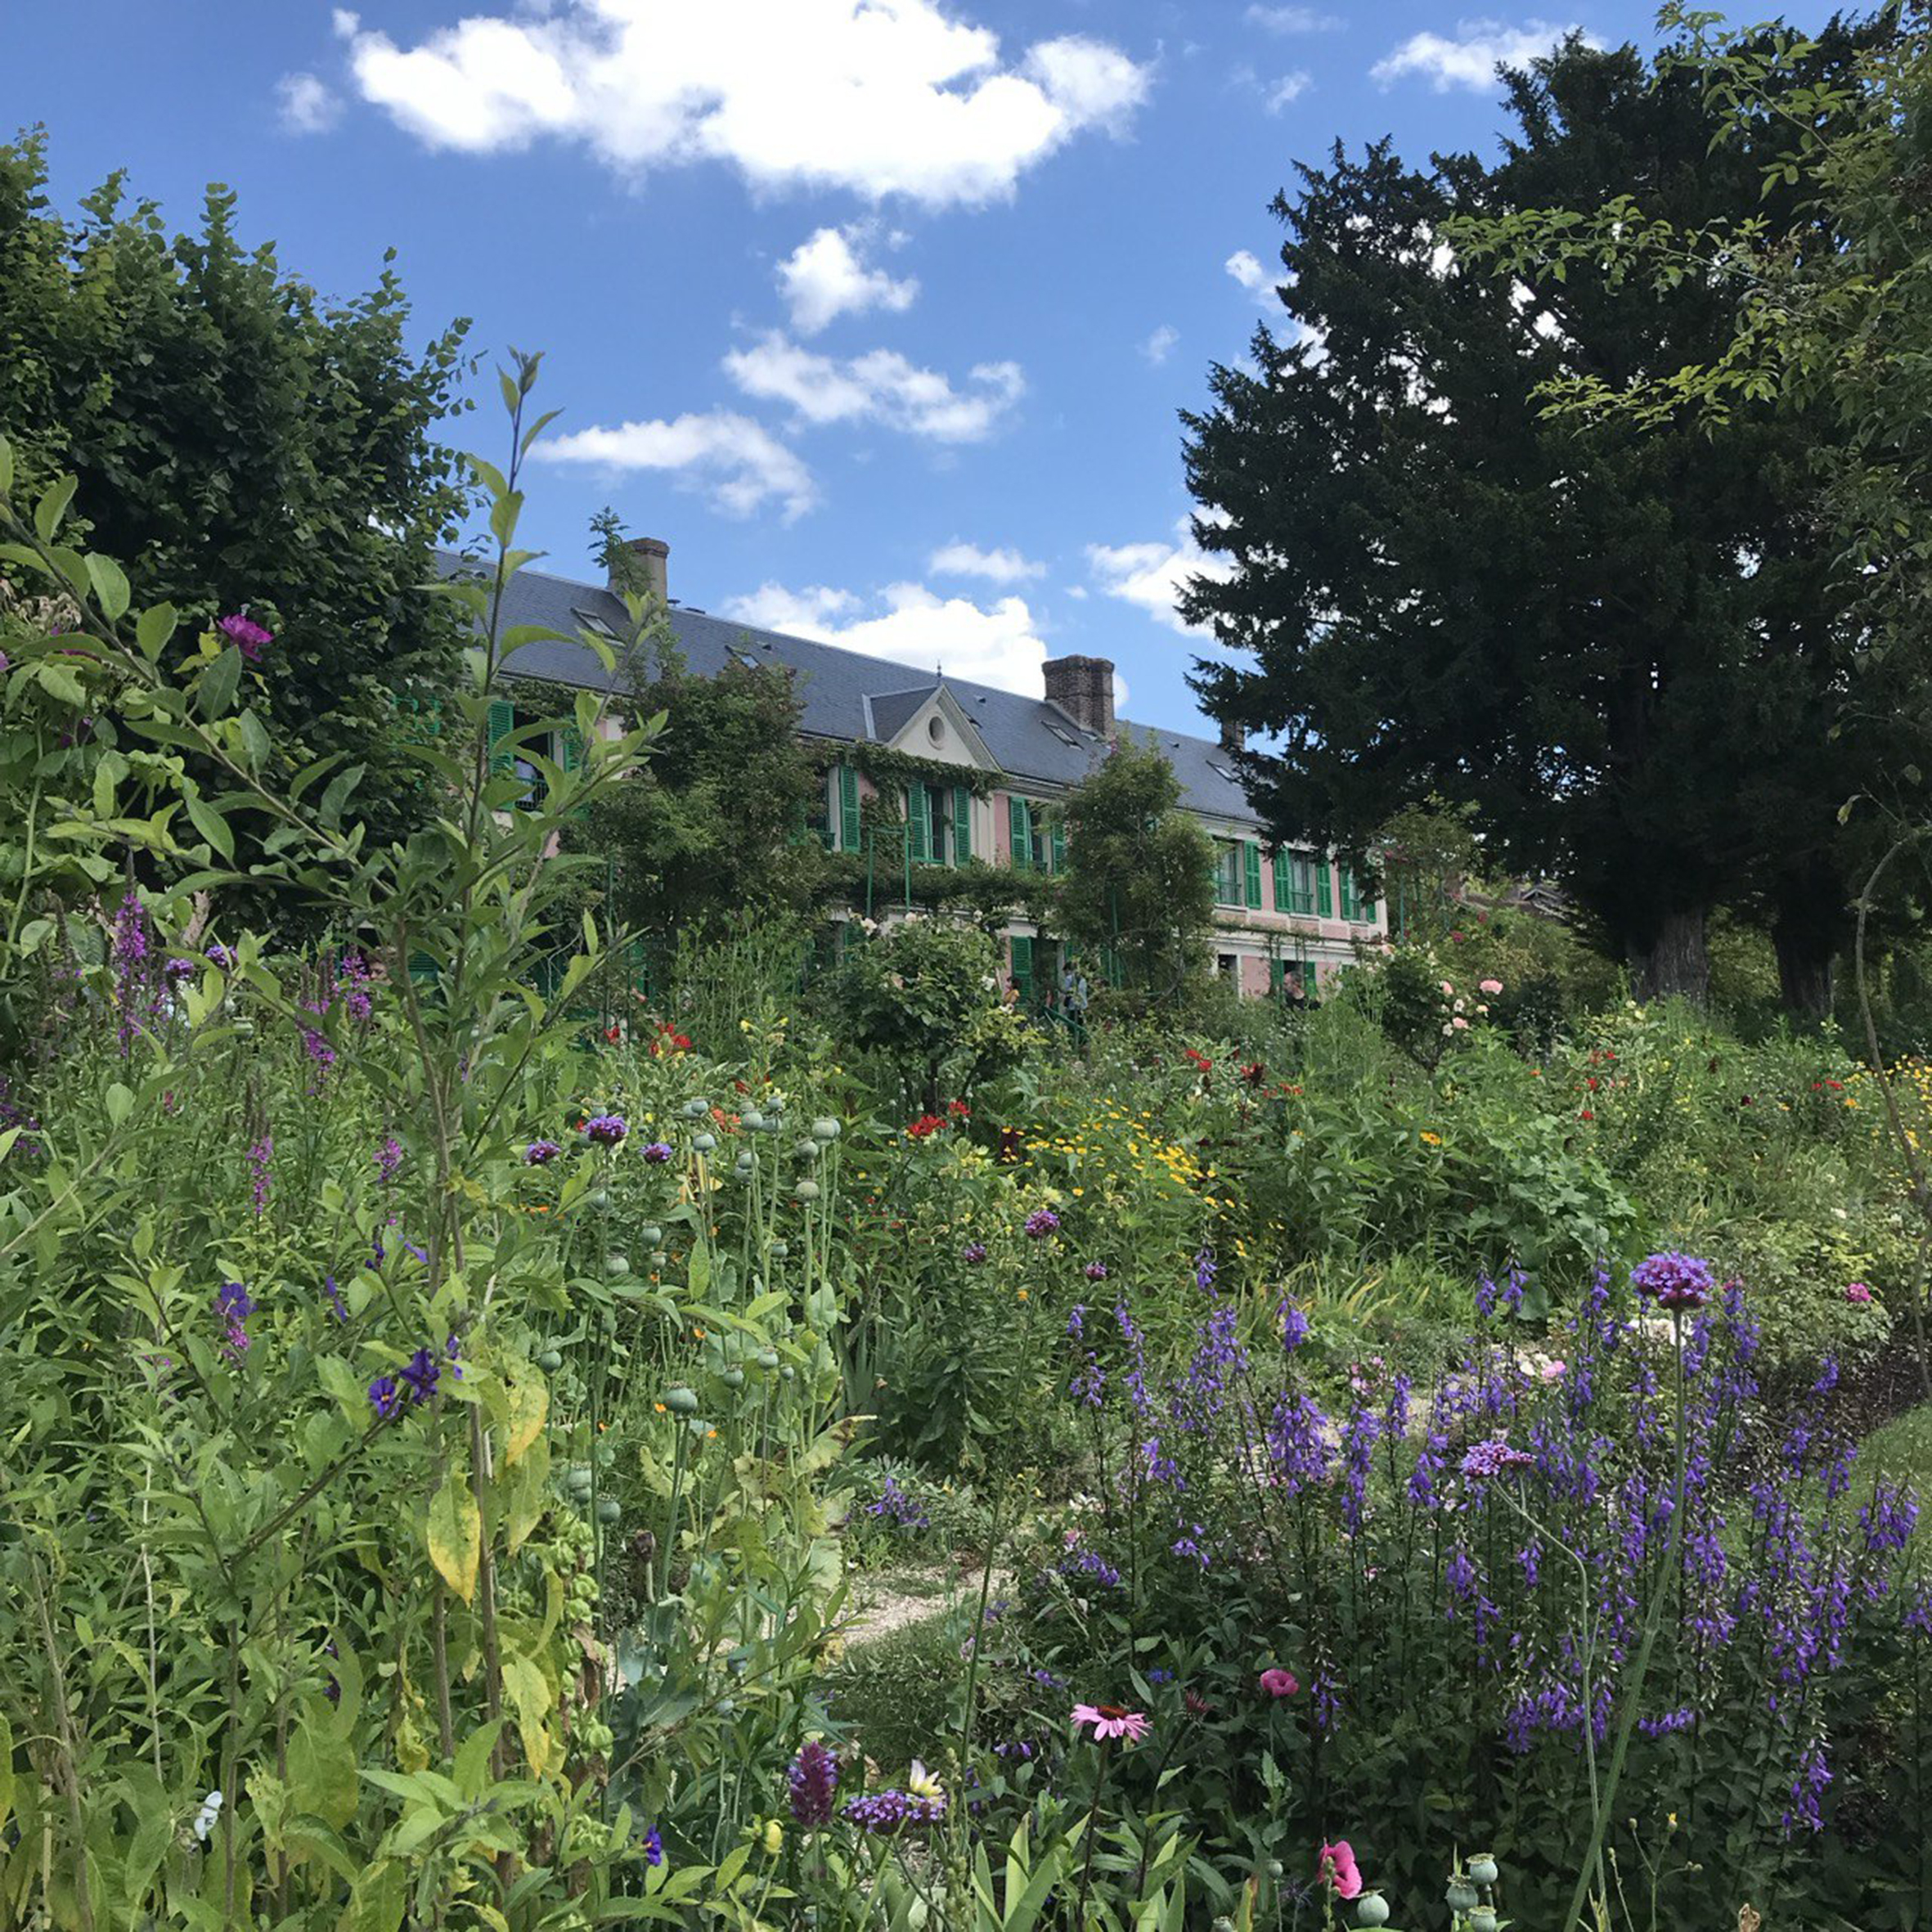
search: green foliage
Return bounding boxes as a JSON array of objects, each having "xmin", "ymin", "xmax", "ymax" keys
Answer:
[
  {"xmin": 1056, "ymin": 732, "xmax": 1215, "ymax": 1000},
  {"xmin": 0, "ymin": 133, "xmax": 473, "ymax": 886}
]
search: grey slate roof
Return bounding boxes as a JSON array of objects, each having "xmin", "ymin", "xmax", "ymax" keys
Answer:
[{"xmin": 438, "ymin": 550, "xmax": 1260, "ymax": 829}]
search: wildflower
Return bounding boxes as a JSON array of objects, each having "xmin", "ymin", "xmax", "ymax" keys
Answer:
[
  {"xmin": 367, "ymin": 1376, "xmax": 402, "ymax": 1420},
  {"xmin": 1085, "ymin": 1259, "xmax": 1109, "ymax": 1281},
  {"xmin": 398, "ymin": 1347, "xmax": 442, "ymax": 1404},
  {"xmin": 906, "ymin": 1759, "xmax": 944, "ymax": 1804},
  {"xmin": 322, "ymin": 1274, "xmax": 349, "ymax": 1323},
  {"xmin": 191, "ymin": 1790, "xmax": 224, "ymax": 1843},
  {"xmin": 1845, "ymin": 1282, "xmax": 1874, "ymax": 1305},
  {"xmin": 964, "ymin": 1240, "xmax": 988, "ymax": 1265},
  {"xmin": 1258, "ymin": 1667, "xmax": 1300, "ymax": 1697},
  {"xmin": 163, "ymin": 956, "xmax": 197, "ymax": 984},
  {"xmin": 789, "ymin": 1740, "xmax": 839, "ymax": 1826},
  {"xmin": 584, "ymin": 1113, "xmax": 627, "ymax": 1146},
  {"xmin": 1462, "ymin": 1439, "xmax": 1535, "ymax": 1481},
  {"xmin": 641, "ymin": 1824, "xmax": 665, "ymax": 1867},
  {"xmin": 375, "ymin": 1135, "xmax": 404, "ymax": 1183},
  {"xmin": 302, "ymin": 1027, "xmax": 337, "ymax": 1070},
  {"xmin": 215, "ymin": 613, "xmax": 273, "ymax": 663},
  {"xmin": 1450, "ymin": 1016, "xmax": 1469, "ymax": 1031},
  {"xmin": 842, "ymin": 1788, "xmax": 945, "ymax": 1832},
  {"xmin": 1072, "ymin": 1702, "xmax": 1149, "ymax": 1744},
  {"xmin": 1631, "ymin": 1251, "xmax": 1715, "ymax": 1311},
  {"xmin": 1318, "ymin": 1840, "xmax": 1364, "ymax": 1900},
  {"xmin": 247, "ymin": 1134, "xmax": 273, "ymax": 1215},
  {"xmin": 1280, "ymin": 1300, "xmax": 1310, "ymax": 1350},
  {"xmin": 905, "ymin": 1113, "xmax": 946, "ymax": 1139},
  {"xmin": 524, "ymin": 1139, "xmax": 562, "ymax": 1166},
  {"xmin": 206, "ymin": 942, "xmax": 236, "ymax": 970},
  {"xmin": 1024, "ymin": 1208, "xmax": 1060, "ymax": 1240},
  {"xmin": 641, "ymin": 1140, "xmax": 674, "ymax": 1163}
]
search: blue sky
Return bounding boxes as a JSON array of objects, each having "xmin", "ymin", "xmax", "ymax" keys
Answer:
[{"xmin": 7, "ymin": 1, "xmax": 1751, "ymax": 731}]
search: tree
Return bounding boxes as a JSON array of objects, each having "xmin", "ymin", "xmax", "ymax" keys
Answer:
[
  {"xmin": 0, "ymin": 133, "xmax": 472, "ymax": 869},
  {"xmin": 1057, "ymin": 732, "xmax": 1215, "ymax": 997},
  {"xmin": 1179, "ymin": 31, "xmax": 1881, "ymax": 1012}
]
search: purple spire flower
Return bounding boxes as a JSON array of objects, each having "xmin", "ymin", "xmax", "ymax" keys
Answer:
[
  {"xmin": 322, "ymin": 1274, "xmax": 349, "ymax": 1323},
  {"xmin": 248, "ymin": 1134, "xmax": 273, "ymax": 1215},
  {"xmin": 375, "ymin": 1135, "xmax": 404, "ymax": 1184},
  {"xmin": 789, "ymin": 1741, "xmax": 840, "ymax": 1826},
  {"xmin": 162, "ymin": 956, "xmax": 197, "ymax": 984},
  {"xmin": 842, "ymin": 1787, "xmax": 946, "ymax": 1833},
  {"xmin": 215, "ymin": 612, "xmax": 273, "ymax": 663}
]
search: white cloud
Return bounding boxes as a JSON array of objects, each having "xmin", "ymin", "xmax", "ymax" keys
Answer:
[
  {"xmin": 338, "ymin": 2, "xmax": 1149, "ymax": 208},
  {"xmin": 723, "ymin": 333, "xmax": 1024, "ymax": 443},
  {"xmin": 536, "ymin": 411, "xmax": 817, "ymax": 520},
  {"xmin": 1225, "ymin": 249, "xmax": 1273, "ymax": 293},
  {"xmin": 1140, "ymin": 323, "xmax": 1179, "ymax": 365},
  {"xmin": 721, "ymin": 579, "xmax": 1049, "ymax": 694},
  {"xmin": 1265, "ymin": 70, "xmax": 1312, "ymax": 110},
  {"xmin": 1246, "ymin": 4, "xmax": 1344, "ymax": 30},
  {"xmin": 930, "ymin": 541, "xmax": 1045, "ymax": 583},
  {"xmin": 1372, "ymin": 18, "xmax": 1592, "ymax": 92},
  {"xmin": 1086, "ymin": 521, "xmax": 1232, "ymax": 636},
  {"xmin": 778, "ymin": 225, "xmax": 919, "ymax": 335},
  {"xmin": 277, "ymin": 72, "xmax": 343, "ymax": 133}
]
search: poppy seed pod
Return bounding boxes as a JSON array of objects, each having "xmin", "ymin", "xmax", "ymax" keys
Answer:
[
  {"xmin": 796, "ymin": 1179, "xmax": 821, "ymax": 1202},
  {"xmin": 1468, "ymin": 1855, "xmax": 1498, "ymax": 1887},
  {"xmin": 693, "ymin": 1132, "xmax": 717, "ymax": 1153},
  {"xmin": 1356, "ymin": 1894, "xmax": 1391, "ymax": 1929},
  {"xmin": 663, "ymin": 1386, "xmax": 699, "ymax": 1414},
  {"xmin": 1446, "ymin": 1879, "xmax": 1479, "ymax": 1915},
  {"xmin": 811, "ymin": 1117, "xmax": 841, "ymax": 1143}
]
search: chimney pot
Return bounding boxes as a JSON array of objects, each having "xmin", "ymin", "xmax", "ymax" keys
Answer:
[
  {"xmin": 608, "ymin": 535, "xmax": 669, "ymax": 604},
  {"xmin": 1042, "ymin": 654, "xmax": 1117, "ymax": 736}
]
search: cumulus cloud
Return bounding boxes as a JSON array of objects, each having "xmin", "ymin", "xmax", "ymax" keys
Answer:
[
  {"xmin": 1263, "ymin": 70, "xmax": 1312, "ymax": 110},
  {"xmin": 1140, "ymin": 323, "xmax": 1179, "ymax": 365},
  {"xmin": 723, "ymin": 333, "xmax": 1024, "ymax": 443},
  {"xmin": 778, "ymin": 225, "xmax": 919, "ymax": 335},
  {"xmin": 277, "ymin": 72, "xmax": 343, "ymax": 133},
  {"xmin": 1246, "ymin": 4, "xmax": 1344, "ymax": 29},
  {"xmin": 721, "ymin": 579, "xmax": 1049, "ymax": 694},
  {"xmin": 1372, "ymin": 18, "xmax": 1592, "ymax": 92},
  {"xmin": 536, "ymin": 411, "xmax": 817, "ymax": 520},
  {"xmin": 929, "ymin": 541, "xmax": 1045, "ymax": 582},
  {"xmin": 1086, "ymin": 521, "xmax": 1232, "ymax": 636},
  {"xmin": 337, "ymin": 0, "xmax": 1149, "ymax": 207},
  {"xmin": 1225, "ymin": 249, "xmax": 1274, "ymax": 294}
]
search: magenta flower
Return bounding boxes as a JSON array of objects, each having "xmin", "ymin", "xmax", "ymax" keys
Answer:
[
  {"xmin": 216, "ymin": 613, "xmax": 273, "ymax": 663},
  {"xmin": 1084, "ymin": 1260, "xmax": 1108, "ymax": 1280},
  {"xmin": 1846, "ymin": 1281, "xmax": 1874, "ymax": 1305},
  {"xmin": 1258, "ymin": 1666, "xmax": 1300, "ymax": 1698},
  {"xmin": 1072, "ymin": 1702, "xmax": 1149, "ymax": 1744},
  {"xmin": 1319, "ymin": 1840, "xmax": 1364, "ymax": 1900}
]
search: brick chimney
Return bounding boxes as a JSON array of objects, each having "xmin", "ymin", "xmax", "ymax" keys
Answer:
[
  {"xmin": 1220, "ymin": 717, "xmax": 1247, "ymax": 756},
  {"xmin": 1043, "ymin": 654, "xmax": 1116, "ymax": 736},
  {"xmin": 607, "ymin": 535, "xmax": 669, "ymax": 604}
]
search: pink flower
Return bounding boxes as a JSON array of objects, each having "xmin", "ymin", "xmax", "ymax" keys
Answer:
[
  {"xmin": 1450, "ymin": 1016, "xmax": 1469, "ymax": 1031},
  {"xmin": 1440, "ymin": 980, "xmax": 1455, "ymax": 997},
  {"xmin": 1541, "ymin": 1359, "xmax": 1567, "ymax": 1382},
  {"xmin": 1845, "ymin": 1281, "xmax": 1873, "ymax": 1305},
  {"xmin": 1072, "ymin": 1702, "xmax": 1149, "ymax": 1745},
  {"xmin": 1319, "ymin": 1840, "xmax": 1364, "ymax": 1900},
  {"xmin": 1258, "ymin": 1667, "xmax": 1300, "ymax": 1697},
  {"xmin": 1480, "ymin": 977, "xmax": 1503, "ymax": 995}
]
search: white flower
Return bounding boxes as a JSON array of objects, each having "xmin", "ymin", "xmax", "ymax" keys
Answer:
[{"xmin": 191, "ymin": 1791, "xmax": 224, "ymax": 1843}]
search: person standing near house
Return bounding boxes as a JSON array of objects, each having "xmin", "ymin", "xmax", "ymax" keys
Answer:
[{"xmin": 1282, "ymin": 968, "xmax": 1310, "ymax": 1016}]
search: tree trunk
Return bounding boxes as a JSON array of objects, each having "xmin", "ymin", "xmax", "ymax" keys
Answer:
[
  {"xmin": 1772, "ymin": 919, "xmax": 1835, "ymax": 1024},
  {"xmin": 1633, "ymin": 905, "xmax": 1710, "ymax": 1004}
]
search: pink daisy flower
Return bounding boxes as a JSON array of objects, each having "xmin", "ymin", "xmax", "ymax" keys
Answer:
[{"xmin": 1072, "ymin": 1702, "xmax": 1149, "ymax": 1744}]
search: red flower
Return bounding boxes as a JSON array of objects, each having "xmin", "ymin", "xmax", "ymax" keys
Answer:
[
  {"xmin": 1241, "ymin": 1062, "xmax": 1267, "ymax": 1087},
  {"xmin": 1586, "ymin": 1076, "xmax": 1598, "ymax": 1090},
  {"xmin": 905, "ymin": 1113, "xmax": 946, "ymax": 1139},
  {"xmin": 947, "ymin": 1099, "xmax": 972, "ymax": 1118},
  {"xmin": 604, "ymin": 1026, "xmax": 622, "ymax": 1044},
  {"xmin": 1579, "ymin": 1110, "xmax": 1595, "ymax": 1121},
  {"xmin": 1184, "ymin": 1048, "xmax": 1213, "ymax": 1072}
]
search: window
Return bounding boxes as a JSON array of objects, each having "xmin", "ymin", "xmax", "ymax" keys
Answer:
[
  {"xmin": 1008, "ymin": 797, "xmax": 1061, "ymax": 874},
  {"xmin": 1340, "ymin": 871, "xmax": 1377, "ymax": 923},
  {"xmin": 909, "ymin": 781, "xmax": 975, "ymax": 865},
  {"xmin": 1217, "ymin": 953, "xmax": 1239, "ymax": 984},
  {"xmin": 802, "ymin": 769, "xmax": 835, "ymax": 849},
  {"xmin": 1274, "ymin": 851, "xmax": 1318, "ymax": 916},
  {"xmin": 1046, "ymin": 722, "xmax": 1081, "ymax": 748},
  {"xmin": 1213, "ymin": 839, "xmax": 1245, "ymax": 907}
]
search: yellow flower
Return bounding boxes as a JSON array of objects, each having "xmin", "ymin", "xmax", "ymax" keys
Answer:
[
  {"xmin": 1420, "ymin": 1131, "xmax": 1443, "ymax": 1146},
  {"xmin": 762, "ymin": 1819, "xmax": 784, "ymax": 1858}
]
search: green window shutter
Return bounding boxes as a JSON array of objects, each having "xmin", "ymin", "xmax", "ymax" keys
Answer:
[
  {"xmin": 1339, "ymin": 871, "xmax": 1356, "ymax": 922},
  {"xmin": 952, "ymin": 785, "xmax": 973, "ymax": 863},
  {"xmin": 1271, "ymin": 957, "xmax": 1286, "ymax": 994},
  {"xmin": 1050, "ymin": 817, "xmax": 1067, "ymax": 877},
  {"xmin": 1272, "ymin": 848, "xmax": 1291, "ymax": 913},
  {"xmin": 1010, "ymin": 933, "xmax": 1034, "ymax": 1004},
  {"xmin": 1009, "ymin": 796, "xmax": 1032, "ymax": 871},
  {"xmin": 1317, "ymin": 860, "xmax": 1334, "ymax": 919},
  {"xmin": 908, "ymin": 784, "xmax": 932, "ymax": 864},
  {"xmin": 1244, "ymin": 841, "xmax": 1263, "ymax": 909},
  {"xmin": 1358, "ymin": 875, "xmax": 1377, "ymax": 923},
  {"xmin": 838, "ymin": 765, "xmax": 861, "ymax": 852},
  {"xmin": 487, "ymin": 698, "xmax": 515, "ymax": 775}
]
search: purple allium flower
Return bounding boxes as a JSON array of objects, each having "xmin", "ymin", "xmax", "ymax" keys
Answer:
[
  {"xmin": 584, "ymin": 1113, "xmax": 627, "ymax": 1146},
  {"xmin": 524, "ymin": 1139, "xmax": 562, "ymax": 1166},
  {"xmin": 1462, "ymin": 1438, "xmax": 1536, "ymax": 1481},
  {"xmin": 641, "ymin": 1824, "xmax": 664, "ymax": 1867},
  {"xmin": 788, "ymin": 1741, "xmax": 839, "ymax": 1826},
  {"xmin": 641, "ymin": 1140, "xmax": 674, "ymax": 1163},
  {"xmin": 367, "ymin": 1376, "xmax": 402, "ymax": 1420},
  {"xmin": 963, "ymin": 1240, "xmax": 987, "ymax": 1264},
  {"xmin": 1024, "ymin": 1208, "xmax": 1060, "ymax": 1240},
  {"xmin": 216, "ymin": 612, "xmax": 273, "ymax": 663},
  {"xmin": 399, "ymin": 1347, "xmax": 442, "ymax": 1405},
  {"xmin": 1631, "ymin": 1251, "xmax": 1714, "ymax": 1311},
  {"xmin": 1084, "ymin": 1260, "xmax": 1108, "ymax": 1281}
]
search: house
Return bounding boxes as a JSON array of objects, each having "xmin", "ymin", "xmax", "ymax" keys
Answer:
[{"xmin": 459, "ymin": 536, "xmax": 1386, "ymax": 1000}]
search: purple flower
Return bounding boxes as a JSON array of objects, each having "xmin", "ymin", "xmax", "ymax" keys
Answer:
[
  {"xmin": 584, "ymin": 1113, "xmax": 628, "ymax": 1146},
  {"xmin": 869, "ymin": 1474, "xmax": 929, "ymax": 1529},
  {"xmin": 399, "ymin": 1346, "xmax": 443, "ymax": 1405},
  {"xmin": 217, "ymin": 1281, "xmax": 258, "ymax": 1324},
  {"xmin": 524, "ymin": 1139, "xmax": 563, "ymax": 1166},
  {"xmin": 1024, "ymin": 1208, "xmax": 1060, "ymax": 1240},
  {"xmin": 1193, "ymin": 1244, "xmax": 1218, "ymax": 1292},
  {"xmin": 367, "ymin": 1376, "xmax": 402, "ymax": 1420},
  {"xmin": 641, "ymin": 1824, "xmax": 664, "ymax": 1867},
  {"xmin": 215, "ymin": 612, "xmax": 273, "ymax": 663},
  {"xmin": 1280, "ymin": 1300, "xmax": 1310, "ymax": 1350},
  {"xmin": 1461, "ymin": 1438, "xmax": 1535, "ymax": 1481},
  {"xmin": 642, "ymin": 1140, "xmax": 674, "ymax": 1163},
  {"xmin": 789, "ymin": 1741, "xmax": 839, "ymax": 1826},
  {"xmin": 1084, "ymin": 1260, "xmax": 1109, "ymax": 1281},
  {"xmin": 375, "ymin": 1136, "xmax": 403, "ymax": 1184},
  {"xmin": 302, "ymin": 1027, "xmax": 337, "ymax": 1070},
  {"xmin": 963, "ymin": 1240, "xmax": 988, "ymax": 1264},
  {"xmin": 248, "ymin": 1134, "xmax": 273, "ymax": 1215},
  {"xmin": 1862, "ymin": 1481, "xmax": 1919, "ymax": 1556},
  {"xmin": 162, "ymin": 956, "xmax": 197, "ymax": 984},
  {"xmin": 842, "ymin": 1789, "xmax": 945, "ymax": 1833},
  {"xmin": 1631, "ymin": 1251, "xmax": 1714, "ymax": 1311},
  {"xmin": 206, "ymin": 943, "xmax": 236, "ymax": 970},
  {"xmin": 322, "ymin": 1274, "xmax": 349, "ymax": 1323},
  {"xmin": 445, "ymin": 1333, "xmax": 465, "ymax": 1382}
]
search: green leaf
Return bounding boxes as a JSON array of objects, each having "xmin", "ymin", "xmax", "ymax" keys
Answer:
[
  {"xmin": 197, "ymin": 645, "xmax": 242, "ymax": 719},
  {"xmin": 0, "ymin": 434, "xmax": 12, "ymax": 499},
  {"xmin": 33, "ymin": 474, "xmax": 76, "ymax": 545},
  {"xmin": 134, "ymin": 602, "xmax": 179, "ymax": 660},
  {"xmin": 0, "ymin": 1711, "xmax": 12, "ymax": 1835},
  {"xmin": 34, "ymin": 660, "xmax": 85, "ymax": 708},
  {"xmin": 184, "ymin": 792, "xmax": 236, "ymax": 861},
  {"xmin": 427, "ymin": 1472, "xmax": 482, "ymax": 1602},
  {"xmin": 105, "ymin": 1083, "xmax": 134, "ymax": 1129},
  {"xmin": 287, "ymin": 1712, "xmax": 358, "ymax": 1830},
  {"xmin": 320, "ymin": 763, "xmax": 366, "ymax": 829},
  {"xmin": 84, "ymin": 553, "xmax": 130, "ymax": 622}
]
